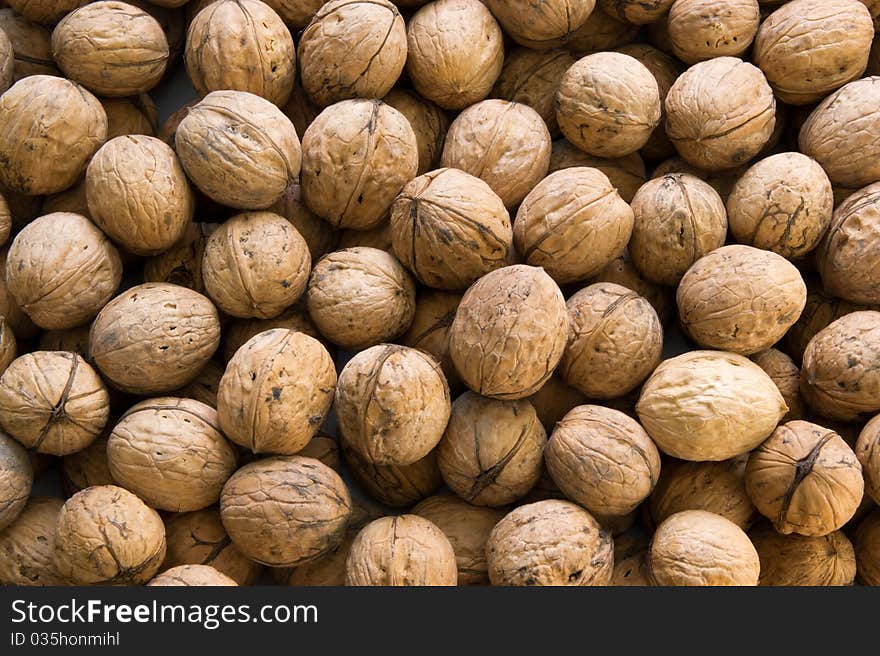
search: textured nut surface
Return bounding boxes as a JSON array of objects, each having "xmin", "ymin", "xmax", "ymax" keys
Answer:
[
  {"xmin": 143, "ymin": 222, "xmax": 214, "ymax": 294},
  {"xmin": 0, "ymin": 76, "xmax": 106, "ymax": 195},
  {"xmin": 301, "ymin": 99, "xmax": 417, "ymax": 230},
  {"xmin": 306, "ymin": 247, "xmax": 416, "ymax": 350},
  {"xmin": 567, "ymin": 6, "xmax": 638, "ymax": 54},
  {"xmin": 0, "ymin": 10, "xmax": 58, "ymax": 80},
  {"xmin": 346, "ymin": 514, "xmax": 457, "ymax": 586},
  {"xmin": 0, "ymin": 27, "xmax": 11, "ymax": 94},
  {"xmin": 727, "ymin": 153, "xmax": 833, "ymax": 259},
  {"xmin": 752, "ymin": 348, "xmax": 804, "ymax": 422},
  {"xmin": 556, "ymin": 52, "xmax": 660, "ymax": 158},
  {"xmin": 750, "ymin": 522, "xmax": 856, "ymax": 586},
  {"xmin": 0, "ymin": 432, "xmax": 31, "ymax": 531},
  {"xmin": 486, "ymin": 499, "xmax": 613, "ymax": 586},
  {"xmin": 186, "ymin": 0, "xmax": 295, "ymax": 106},
  {"xmin": 546, "ymin": 405, "xmax": 661, "ymax": 517},
  {"xmin": 785, "ymin": 288, "xmax": 870, "ymax": 364},
  {"xmin": 667, "ymin": 0, "xmax": 759, "ymax": 64},
  {"xmin": 148, "ymin": 563, "xmax": 237, "ymax": 586},
  {"xmin": 559, "ymin": 283, "xmax": 662, "ymax": 399},
  {"xmin": 0, "ymin": 352, "xmax": 108, "ymax": 456},
  {"xmin": 527, "ymin": 375, "xmax": 586, "ymax": 432},
  {"xmin": 274, "ymin": 530, "xmax": 355, "ymax": 587},
  {"xmin": 54, "ymin": 485, "xmax": 166, "ymax": 585},
  {"xmin": 86, "ymin": 136, "xmax": 193, "ymax": 256},
  {"xmin": 0, "ymin": 496, "xmax": 65, "ymax": 586},
  {"xmin": 593, "ymin": 251, "xmax": 673, "ymax": 324},
  {"xmin": 102, "ymin": 96, "xmax": 157, "ymax": 139},
  {"xmin": 648, "ymin": 510, "xmax": 759, "ymax": 585},
  {"xmin": 337, "ymin": 344, "xmax": 450, "ymax": 466},
  {"xmin": 218, "ymin": 329, "xmax": 336, "ymax": 455},
  {"xmin": 220, "ymin": 456, "xmax": 351, "ymax": 567},
  {"xmin": 438, "ymin": 392, "xmax": 545, "ymax": 507},
  {"xmin": 401, "ymin": 290, "xmax": 461, "ymax": 388},
  {"xmin": 677, "ymin": 245, "xmax": 806, "ymax": 355},
  {"xmin": 268, "ymin": 180, "xmax": 339, "ymax": 261},
  {"xmin": 856, "ymin": 510, "xmax": 880, "ymax": 585},
  {"xmin": 599, "ymin": 0, "xmax": 673, "ymax": 24},
  {"xmin": 548, "ymin": 140, "xmax": 646, "ymax": 203},
  {"xmin": 406, "ymin": 0, "xmax": 503, "ymax": 111},
  {"xmin": 221, "ymin": 303, "xmax": 322, "ymax": 362},
  {"xmin": 857, "ymin": 414, "xmax": 880, "ymax": 506},
  {"xmin": 299, "ymin": 0, "xmax": 405, "ymax": 107},
  {"xmin": 90, "ymin": 283, "xmax": 221, "ymax": 395},
  {"xmin": 383, "ymin": 89, "xmax": 448, "ymax": 176},
  {"xmin": 60, "ymin": 437, "xmax": 115, "ymax": 496},
  {"xmin": 637, "ymin": 350, "xmax": 788, "ymax": 461},
  {"xmin": 484, "ymin": 0, "xmax": 593, "ymax": 48},
  {"xmin": 342, "ymin": 443, "xmax": 441, "ymax": 507},
  {"xmin": 800, "ymin": 311, "xmax": 880, "ymax": 422},
  {"xmin": 390, "ymin": 168, "xmax": 513, "ymax": 290},
  {"xmin": 449, "ymin": 265, "xmax": 568, "ymax": 400},
  {"xmin": 665, "ymin": 57, "xmax": 775, "ymax": 171},
  {"xmin": 0, "ymin": 250, "xmax": 36, "ymax": 341},
  {"xmin": 52, "ymin": 1, "xmax": 168, "ymax": 96},
  {"xmin": 175, "ymin": 90, "xmax": 301, "ymax": 209},
  {"xmin": 754, "ymin": 0, "xmax": 873, "ymax": 105},
  {"xmin": 0, "ymin": 318, "xmax": 14, "ymax": 377},
  {"xmin": 514, "ymin": 168, "xmax": 633, "ymax": 284}
]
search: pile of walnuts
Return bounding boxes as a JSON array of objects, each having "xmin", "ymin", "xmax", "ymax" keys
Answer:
[{"xmin": 1, "ymin": 0, "xmax": 880, "ymax": 588}]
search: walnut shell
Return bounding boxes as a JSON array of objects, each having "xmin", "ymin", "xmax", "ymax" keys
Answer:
[
  {"xmin": 221, "ymin": 303, "xmax": 322, "ymax": 362},
  {"xmin": 855, "ymin": 510, "xmax": 880, "ymax": 585},
  {"xmin": 6, "ymin": 0, "xmax": 87, "ymax": 24},
  {"xmin": 0, "ymin": 194, "xmax": 9, "ymax": 249},
  {"xmin": 0, "ymin": 26, "xmax": 11, "ymax": 94},
  {"xmin": 218, "ymin": 329, "xmax": 336, "ymax": 455},
  {"xmin": 143, "ymin": 222, "xmax": 215, "ymax": 294},
  {"xmin": 593, "ymin": 251, "xmax": 673, "ymax": 324},
  {"xmin": 268, "ymin": 180, "xmax": 339, "ymax": 261},
  {"xmin": 449, "ymin": 265, "xmax": 568, "ymax": 400},
  {"xmin": 665, "ymin": 57, "xmax": 775, "ymax": 171},
  {"xmin": 611, "ymin": 550, "xmax": 650, "ymax": 585},
  {"xmin": 0, "ymin": 10, "xmax": 58, "ymax": 80},
  {"xmin": 148, "ymin": 563, "xmax": 237, "ymax": 586},
  {"xmin": 342, "ymin": 443, "xmax": 441, "ymax": 507},
  {"xmin": 306, "ymin": 247, "xmax": 416, "ymax": 350},
  {"xmin": 295, "ymin": 433, "xmax": 341, "ymax": 473},
  {"xmin": 556, "ymin": 52, "xmax": 661, "ymax": 158},
  {"xmin": 559, "ymin": 283, "xmax": 662, "ymax": 399},
  {"xmin": 857, "ymin": 414, "xmax": 880, "ymax": 506},
  {"xmin": 90, "ymin": 283, "xmax": 221, "ymax": 395},
  {"xmin": 754, "ymin": 0, "xmax": 873, "ymax": 105},
  {"xmin": 598, "ymin": 0, "xmax": 674, "ymax": 25},
  {"xmin": 800, "ymin": 311, "xmax": 880, "ymax": 421},
  {"xmin": 86, "ymin": 136, "xmax": 194, "ymax": 256},
  {"xmin": 486, "ymin": 499, "xmax": 613, "ymax": 586},
  {"xmin": 299, "ymin": 0, "xmax": 405, "ymax": 108},
  {"xmin": 54, "ymin": 485, "xmax": 166, "ymax": 585},
  {"xmin": 60, "ymin": 437, "xmax": 115, "ymax": 496},
  {"xmin": 0, "ymin": 76, "xmax": 107, "ymax": 195},
  {"xmin": 752, "ymin": 348, "xmax": 805, "ymax": 422},
  {"xmin": 546, "ymin": 405, "xmax": 660, "ymax": 517},
  {"xmin": 52, "ymin": 2, "xmax": 168, "ymax": 96},
  {"xmin": 220, "ymin": 455, "xmax": 351, "ymax": 567},
  {"xmin": 438, "ymin": 392, "xmax": 545, "ymax": 507},
  {"xmin": 746, "ymin": 420, "xmax": 863, "ymax": 536},
  {"xmin": 785, "ymin": 287, "xmax": 870, "ymax": 365},
  {"xmin": 301, "ymin": 99, "xmax": 417, "ymax": 230},
  {"xmin": 647, "ymin": 510, "xmax": 759, "ymax": 585},
  {"xmin": 175, "ymin": 90, "xmax": 301, "ymax": 209},
  {"xmin": 401, "ymin": 290, "xmax": 461, "ymax": 389},
  {"xmin": 406, "ymin": 0, "xmax": 504, "ymax": 111},
  {"xmin": 273, "ymin": 530, "xmax": 355, "ymax": 586},
  {"xmin": 548, "ymin": 140, "xmax": 646, "ymax": 203},
  {"xmin": 0, "ymin": 496, "xmax": 65, "ymax": 585},
  {"xmin": 651, "ymin": 156, "xmax": 745, "ymax": 202},
  {"xmin": 390, "ymin": 168, "xmax": 513, "ymax": 290},
  {"xmin": 42, "ymin": 181, "xmax": 90, "ymax": 220},
  {"xmin": 383, "ymin": 89, "xmax": 448, "ymax": 176},
  {"xmin": 727, "ymin": 153, "xmax": 833, "ymax": 259},
  {"xmin": 567, "ymin": 6, "xmax": 638, "ymax": 54},
  {"xmin": 0, "ymin": 432, "xmax": 30, "ymax": 531},
  {"xmin": 637, "ymin": 350, "xmax": 788, "ymax": 461},
  {"xmin": 0, "ymin": 351, "xmax": 108, "ymax": 456},
  {"xmin": 162, "ymin": 507, "xmax": 262, "ymax": 585},
  {"xmin": 0, "ymin": 317, "xmax": 15, "ymax": 375},
  {"xmin": 816, "ymin": 182, "xmax": 880, "ymax": 305},
  {"xmin": 483, "ymin": 0, "xmax": 593, "ymax": 49},
  {"xmin": 186, "ymin": 0, "xmax": 295, "ymax": 107},
  {"xmin": 102, "ymin": 96, "xmax": 158, "ymax": 139},
  {"xmin": 667, "ymin": 0, "xmax": 759, "ymax": 64},
  {"xmin": 337, "ymin": 223, "xmax": 392, "ymax": 251},
  {"xmin": 750, "ymin": 522, "xmax": 856, "ymax": 586},
  {"xmin": 526, "ymin": 375, "xmax": 586, "ymax": 432}
]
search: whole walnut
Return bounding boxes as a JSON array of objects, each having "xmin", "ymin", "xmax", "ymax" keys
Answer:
[
  {"xmin": 390, "ymin": 168, "xmax": 513, "ymax": 290},
  {"xmin": 86, "ymin": 136, "xmax": 193, "ymax": 256},
  {"xmin": 301, "ymin": 99, "xmax": 417, "ymax": 230},
  {"xmin": 163, "ymin": 507, "xmax": 262, "ymax": 585},
  {"xmin": 401, "ymin": 290, "xmax": 461, "ymax": 388},
  {"xmin": 0, "ymin": 76, "xmax": 106, "ymax": 195},
  {"xmin": 293, "ymin": 432, "xmax": 340, "ymax": 473},
  {"xmin": 514, "ymin": 168, "xmax": 633, "ymax": 284},
  {"xmin": 0, "ymin": 352, "xmax": 109, "ymax": 456},
  {"xmin": 268, "ymin": 180, "xmax": 339, "ymax": 261},
  {"xmin": 346, "ymin": 515, "xmax": 457, "ymax": 586},
  {"xmin": 749, "ymin": 522, "xmax": 856, "ymax": 586},
  {"xmin": 143, "ymin": 222, "xmax": 215, "ymax": 294},
  {"xmin": 383, "ymin": 89, "xmax": 449, "ymax": 176},
  {"xmin": 90, "ymin": 283, "xmax": 221, "ymax": 395},
  {"xmin": 217, "ymin": 329, "xmax": 336, "ymax": 455},
  {"xmin": 556, "ymin": 52, "xmax": 661, "ymax": 158},
  {"xmin": 6, "ymin": 0, "xmax": 87, "ymax": 24},
  {"xmin": 299, "ymin": 0, "xmax": 405, "ymax": 108},
  {"xmin": 559, "ymin": 283, "xmax": 662, "ymax": 399},
  {"xmin": 221, "ymin": 304, "xmax": 322, "ymax": 362},
  {"xmin": 751, "ymin": 348, "xmax": 805, "ymax": 423},
  {"xmin": 567, "ymin": 5, "xmax": 638, "ymax": 54},
  {"xmin": 527, "ymin": 375, "xmax": 586, "ymax": 432},
  {"xmin": 0, "ymin": 250, "xmax": 37, "ymax": 341},
  {"xmin": 306, "ymin": 247, "xmax": 416, "ymax": 350},
  {"xmin": 816, "ymin": 183, "xmax": 880, "ymax": 305},
  {"xmin": 857, "ymin": 414, "xmax": 880, "ymax": 505},
  {"xmin": 438, "ymin": 392, "xmax": 545, "ymax": 507},
  {"xmin": 175, "ymin": 90, "xmax": 301, "ymax": 209},
  {"xmin": 746, "ymin": 420, "xmax": 863, "ymax": 536},
  {"xmin": 665, "ymin": 57, "xmax": 775, "ymax": 171},
  {"xmin": 546, "ymin": 405, "xmax": 661, "ymax": 518},
  {"xmin": 342, "ymin": 444, "xmax": 441, "ymax": 507},
  {"xmin": 598, "ymin": 0, "xmax": 674, "ymax": 25},
  {"xmin": 337, "ymin": 344, "xmax": 450, "ymax": 466},
  {"xmin": 856, "ymin": 510, "xmax": 880, "ymax": 585},
  {"xmin": 798, "ymin": 77, "xmax": 880, "ymax": 189},
  {"xmin": 754, "ymin": 0, "xmax": 873, "ymax": 105},
  {"xmin": 0, "ymin": 432, "xmax": 30, "ymax": 531},
  {"xmin": 148, "ymin": 564, "xmax": 237, "ymax": 586},
  {"xmin": 727, "ymin": 153, "xmax": 833, "ymax": 259},
  {"xmin": 667, "ymin": 0, "xmax": 759, "ymax": 64},
  {"xmin": 785, "ymin": 288, "xmax": 869, "ymax": 365},
  {"xmin": 275, "ymin": 530, "xmax": 356, "ymax": 587},
  {"xmin": 186, "ymin": 0, "xmax": 295, "ymax": 107},
  {"xmin": 0, "ymin": 10, "xmax": 58, "ymax": 80},
  {"xmin": 0, "ymin": 497, "xmax": 65, "ymax": 586},
  {"xmin": 220, "ymin": 456, "xmax": 351, "ymax": 567},
  {"xmin": 548, "ymin": 140, "xmax": 646, "ymax": 203},
  {"xmin": 800, "ymin": 311, "xmax": 880, "ymax": 421},
  {"xmin": 449, "ymin": 265, "xmax": 568, "ymax": 400},
  {"xmin": 102, "ymin": 96, "xmax": 158, "ymax": 139},
  {"xmin": 637, "ymin": 350, "xmax": 788, "ymax": 461},
  {"xmin": 406, "ymin": 0, "xmax": 504, "ymax": 111},
  {"xmin": 593, "ymin": 251, "xmax": 673, "ymax": 324},
  {"xmin": 483, "ymin": 0, "xmax": 593, "ymax": 49},
  {"xmin": 648, "ymin": 510, "xmax": 759, "ymax": 585},
  {"xmin": 651, "ymin": 156, "xmax": 745, "ymax": 202},
  {"xmin": 486, "ymin": 500, "xmax": 613, "ymax": 586},
  {"xmin": 52, "ymin": 2, "xmax": 168, "ymax": 96},
  {"xmin": 60, "ymin": 437, "xmax": 115, "ymax": 496}
]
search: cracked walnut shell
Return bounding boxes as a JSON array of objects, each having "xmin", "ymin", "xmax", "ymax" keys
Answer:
[
  {"xmin": 0, "ymin": 432, "xmax": 31, "ymax": 531},
  {"xmin": 0, "ymin": 496, "xmax": 65, "ymax": 586},
  {"xmin": 749, "ymin": 523, "xmax": 856, "ymax": 586}
]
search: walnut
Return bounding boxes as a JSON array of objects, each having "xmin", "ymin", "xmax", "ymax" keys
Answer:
[
  {"xmin": 855, "ymin": 510, "xmax": 880, "ymax": 585},
  {"xmin": 273, "ymin": 530, "xmax": 355, "ymax": 586},
  {"xmin": 0, "ymin": 432, "xmax": 30, "ymax": 531},
  {"xmin": 526, "ymin": 375, "xmax": 586, "ymax": 432},
  {"xmin": 749, "ymin": 522, "xmax": 856, "ymax": 586},
  {"xmin": 0, "ymin": 26, "xmax": 10, "ymax": 94},
  {"xmin": 268, "ymin": 180, "xmax": 339, "ymax": 262},
  {"xmin": 593, "ymin": 251, "xmax": 674, "ymax": 324},
  {"xmin": 6, "ymin": 0, "xmax": 87, "ymax": 24},
  {"xmin": 221, "ymin": 303, "xmax": 322, "ymax": 362},
  {"xmin": 401, "ymin": 290, "xmax": 461, "ymax": 390},
  {"xmin": 0, "ymin": 9, "xmax": 58, "ymax": 80},
  {"xmin": 101, "ymin": 95, "xmax": 158, "ymax": 139},
  {"xmin": 60, "ymin": 437, "xmax": 114, "ymax": 497},
  {"xmin": 342, "ymin": 443, "xmax": 441, "ymax": 507},
  {"xmin": 856, "ymin": 414, "xmax": 880, "ymax": 506},
  {"xmin": 297, "ymin": 433, "xmax": 341, "ymax": 473},
  {"xmin": 566, "ymin": 6, "xmax": 638, "ymax": 54},
  {"xmin": 0, "ymin": 317, "xmax": 15, "ymax": 375},
  {"xmin": 337, "ymin": 224, "xmax": 392, "ymax": 251},
  {"xmin": 548, "ymin": 140, "xmax": 646, "ymax": 203},
  {"xmin": 143, "ymin": 222, "xmax": 215, "ymax": 294},
  {"xmin": 383, "ymin": 89, "xmax": 449, "ymax": 176},
  {"xmin": 483, "ymin": 0, "xmax": 593, "ymax": 48},
  {"xmin": 0, "ymin": 496, "xmax": 65, "ymax": 585},
  {"xmin": 148, "ymin": 564, "xmax": 237, "ymax": 586},
  {"xmin": 598, "ymin": 0, "xmax": 674, "ymax": 25},
  {"xmin": 752, "ymin": 349, "xmax": 805, "ymax": 422},
  {"xmin": 785, "ymin": 287, "xmax": 870, "ymax": 365},
  {"xmin": 651, "ymin": 156, "xmax": 745, "ymax": 202},
  {"xmin": 667, "ymin": 0, "xmax": 759, "ymax": 64}
]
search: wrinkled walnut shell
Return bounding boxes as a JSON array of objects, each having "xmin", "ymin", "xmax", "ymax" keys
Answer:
[
  {"xmin": 148, "ymin": 564, "xmax": 237, "ymax": 586},
  {"xmin": 401, "ymin": 290, "xmax": 461, "ymax": 389},
  {"xmin": 598, "ymin": 0, "xmax": 673, "ymax": 25},
  {"xmin": 857, "ymin": 414, "xmax": 880, "ymax": 506},
  {"xmin": 268, "ymin": 180, "xmax": 339, "ymax": 262},
  {"xmin": 143, "ymin": 222, "xmax": 215, "ymax": 294},
  {"xmin": 752, "ymin": 348, "xmax": 805, "ymax": 422},
  {"xmin": 60, "ymin": 437, "xmax": 115, "ymax": 497},
  {"xmin": 0, "ymin": 496, "xmax": 65, "ymax": 586},
  {"xmin": 667, "ymin": 0, "xmax": 759, "ymax": 64},
  {"xmin": 221, "ymin": 303, "xmax": 322, "ymax": 362},
  {"xmin": 342, "ymin": 443, "xmax": 441, "ymax": 507},
  {"xmin": 750, "ymin": 522, "xmax": 856, "ymax": 586},
  {"xmin": 548, "ymin": 140, "xmax": 646, "ymax": 203},
  {"xmin": 383, "ymin": 89, "xmax": 448, "ymax": 176},
  {"xmin": 0, "ymin": 432, "xmax": 31, "ymax": 531},
  {"xmin": 855, "ymin": 510, "xmax": 880, "ymax": 585}
]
